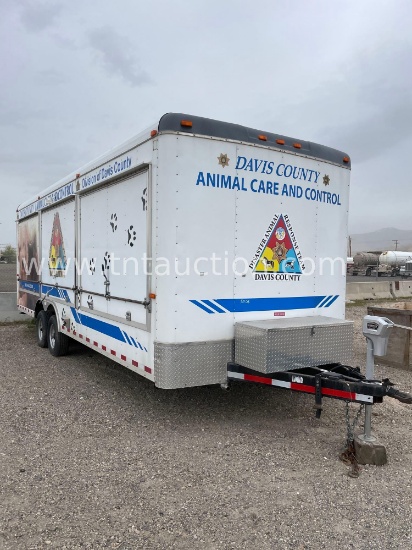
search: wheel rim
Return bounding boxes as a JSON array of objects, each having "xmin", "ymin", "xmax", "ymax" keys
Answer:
[{"xmin": 49, "ymin": 323, "xmax": 56, "ymax": 349}]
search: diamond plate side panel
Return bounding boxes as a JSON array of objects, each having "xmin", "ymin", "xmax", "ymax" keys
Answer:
[
  {"xmin": 235, "ymin": 320, "xmax": 353, "ymax": 373},
  {"xmin": 154, "ymin": 340, "xmax": 233, "ymax": 389},
  {"xmin": 235, "ymin": 324, "xmax": 268, "ymax": 372}
]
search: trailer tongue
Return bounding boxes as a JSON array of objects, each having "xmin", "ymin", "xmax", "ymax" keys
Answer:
[
  {"xmin": 227, "ymin": 361, "xmax": 412, "ymax": 414},
  {"xmin": 228, "ymin": 315, "xmax": 412, "ymax": 417}
]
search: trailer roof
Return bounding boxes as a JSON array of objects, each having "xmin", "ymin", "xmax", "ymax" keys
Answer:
[
  {"xmin": 17, "ymin": 113, "xmax": 350, "ymax": 218},
  {"xmin": 159, "ymin": 113, "xmax": 351, "ymax": 168}
]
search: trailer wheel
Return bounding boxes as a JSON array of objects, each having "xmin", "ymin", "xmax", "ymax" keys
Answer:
[
  {"xmin": 365, "ymin": 268, "xmax": 371, "ymax": 276},
  {"xmin": 47, "ymin": 315, "xmax": 70, "ymax": 357},
  {"xmin": 36, "ymin": 310, "xmax": 51, "ymax": 348}
]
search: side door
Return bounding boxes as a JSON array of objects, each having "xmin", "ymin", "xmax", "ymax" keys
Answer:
[{"xmin": 79, "ymin": 169, "xmax": 150, "ymax": 329}]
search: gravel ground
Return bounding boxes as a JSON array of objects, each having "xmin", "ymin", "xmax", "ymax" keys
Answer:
[{"xmin": 1, "ymin": 305, "xmax": 412, "ymax": 549}]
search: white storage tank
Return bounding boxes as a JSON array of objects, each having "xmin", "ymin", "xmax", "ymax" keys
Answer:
[{"xmin": 379, "ymin": 251, "xmax": 412, "ymax": 266}]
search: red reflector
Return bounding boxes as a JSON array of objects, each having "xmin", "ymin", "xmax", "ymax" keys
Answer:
[
  {"xmin": 150, "ymin": 130, "xmax": 157, "ymax": 137},
  {"xmin": 343, "ymin": 156, "xmax": 350, "ymax": 163}
]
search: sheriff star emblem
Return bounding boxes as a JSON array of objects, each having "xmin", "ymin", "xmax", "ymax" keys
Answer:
[
  {"xmin": 217, "ymin": 153, "xmax": 230, "ymax": 168},
  {"xmin": 323, "ymin": 174, "xmax": 330, "ymax": 186}
]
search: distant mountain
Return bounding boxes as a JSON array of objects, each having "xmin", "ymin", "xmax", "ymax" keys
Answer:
[{"xmin": 350, "ymin": 228, "xmax": 412, "ymax": 254}]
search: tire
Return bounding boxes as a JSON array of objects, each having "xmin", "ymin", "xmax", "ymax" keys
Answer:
[
  {"xmin": 47, "ymin": 315, "xmax": 70, "ymax": 357},
  {"xmin": 36, "ymin": 310, "xmax": 51, "ymax": 348}
]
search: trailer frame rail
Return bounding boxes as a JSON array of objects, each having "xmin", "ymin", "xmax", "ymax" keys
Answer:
[{"xmin": 227, "ymin": 362, "xmax": 411, "ymax": 417}]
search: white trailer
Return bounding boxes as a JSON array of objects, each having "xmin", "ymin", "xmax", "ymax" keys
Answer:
[{"xmin": 17, "ymin": 113, "xmax": 361, "ymax": 395}]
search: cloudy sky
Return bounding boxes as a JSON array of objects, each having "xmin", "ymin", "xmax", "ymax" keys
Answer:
[{"xmin": 1, "ymin": 0, "xmax": 411, "ymax": 247}]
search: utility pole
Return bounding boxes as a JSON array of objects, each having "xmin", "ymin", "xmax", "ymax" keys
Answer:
[{"xmin": 392, "ymin": 239, "xmax": 399, "ymax": 250}]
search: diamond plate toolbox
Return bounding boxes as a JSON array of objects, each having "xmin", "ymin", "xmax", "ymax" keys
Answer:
[{"xmin": 235, "ymin": 316, "xmax": 353, "ymax": 373}]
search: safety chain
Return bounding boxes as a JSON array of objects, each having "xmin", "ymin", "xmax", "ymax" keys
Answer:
[
  {"xmin": 340, "ymin": 401, "xmax": 365, "ymax": 478},
  {"xmin": 392, "ymin": 323, "xmax": 412, "ymax": 332}
]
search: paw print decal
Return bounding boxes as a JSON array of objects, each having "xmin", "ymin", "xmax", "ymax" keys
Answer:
[
  {"xmin": 87, "ymin": 295, "xmax": 94, "ymax": 310},
  {"xmin": 101, "ymin": 253, "xmax": 111, "ymax": 298},
  {"xmin": 62, "ymin": 308, "xmax": 66, "ymax": 317},
  {"xmin": 102, "ymin": 252, "xmax": 111, "ymax": 274},
  {"xmin": 141, "ymin": 188, "xmax": 147, "ymax": 211},
  {"xmin": 70, "ymin": 321, "xmax": 76, "ymax": 332},
  {"xmin": 127, "ymin": 226, "xmax": 136, "ymax": 247},
  {"xmin": 110, "ymin": 213, "xmax": 118, "ymax": 232},
  {"xmin": 89, "ymin": 258, "xmax": 96, "ymax": 275}
]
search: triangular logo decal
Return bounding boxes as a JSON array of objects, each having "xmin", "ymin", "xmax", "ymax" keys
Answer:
[
  {"xmin": 251, "ymin": 214, "xmax": 303, "ymax": 274},
  {"xmin": 49, "ymin": 212, "xmax": 67, "ymax": 277}
]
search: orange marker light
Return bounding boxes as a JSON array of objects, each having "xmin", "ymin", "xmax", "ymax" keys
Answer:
[
  {"xmin": 180, "ymin": 120, "xmax": 193, "ymax": 128},
  {"xmin": 343, "ymin": 156, "xmax": 350, "ymax": 163},
  {"xmin": 276, "ymin": 139, "xmax": 285, "ymax": 145},
  {"xmin": 150, "ymin": 130, "xmax": 157, "ymax": 137},
  {"xmin": 293, "ymin": 143, "xmax": 302, "ymax": 149},
  {"xmin": 149, "ymin": 293, "xmax": 156, "ymax": 299},
  {"xmin": 258, "ymin": 135, "xmax": 267, "ymax": 141}
]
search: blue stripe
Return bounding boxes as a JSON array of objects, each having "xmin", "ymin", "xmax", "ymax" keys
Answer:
[
  {"xmin": 69, "ymin": 308, "xmax": 149, "ymax": 351},
  {"xmin": 212, "ymin": 296, "xmax": 331, "ymax": 313},
  {"xmin": 324, "ymin": 294, "xmax": 339, "ymax": 308},
  {"xmin": 42, "ymin": 285, "xmax": 66, "ymax": 301},
  {"xmin": 40, "ymin": 285, "xmax": 71, "ymax": 303},
  {"xmin": 189, "ymin": 299, "xmax": 215, "ymax": 314},
  {"xmin": 19, "ymin": 280, "xmax": 40, "ymax": 293},
  {"xmin": 123, "ymin": 331, "xmax": 132, "ymax": 345},
  {"xmin": 70, "ymin": 308, "xmax": 126, "ymax": 343},
  {"xmin": 71, "ymin": 308, "xmax": 81, "ymax": 324},
  {"xmin": 202, "ymin": 300, "xmax": 227, "ymax": 313},
  {"xmin": 317, "ymin": 295, "xmax": 331, "ymax": 308},
  {"xmin": 321, "ymin": 295, "xmax": 334, "ymax": 308}
]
